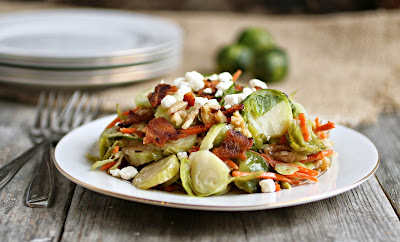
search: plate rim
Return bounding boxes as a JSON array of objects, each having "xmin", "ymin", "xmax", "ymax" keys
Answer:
[{"xmin": 54, "ymin": 115, "xmax": 379, "ymax": 211}]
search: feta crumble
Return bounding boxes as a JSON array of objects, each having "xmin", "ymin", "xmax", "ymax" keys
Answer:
[
  {"xmin": 160, "ymin": 79, "xmax": 165, "ymax": 84},
  {"xmin": 218, "ymin": 72, "xmax": 233, "ymax": 82},
  {"xmin": 109, "ymin": 168, "xmax": 120, "ymax": 178},
  {"xmin": 216, "ymin": 81, "xmax": 234, "ymax": 93},
  {"xmin": 185, "ymin": 71, "xmax": 205, "ymax": 91},
  {"xmin": 249, "ymin": 79, "xmax": 268, "ymax": 90},
  {"xmin": 259, "ymin": 179, "xmax": 276, "ymax": 193},
  {"xmin": 215, "ymin": 90, "xmax": 223, "ymax": 97},
  {"xmin": 173, "ymin": 77, "xmax": 186, "ymax": 87},
  {"xmin": 176, "ymin": 85, "xmax": 192, "ymax": 98},
  {"xmin": 195, "ymin": 97, "xmax": 209, "ymax": 106},
  {"xmin": 206, "ymin": 99, "xmax": 219, "ymax": 106},
  {"xmin": 161, "ymin": 95, "xmax": 177, "ymax": 108},
  {"xmin": 207, "ymin": 74, "xmax": 218, "ymax": 81},
  {"xmin": 177, "ymin": 152, "xmax": 188, "ymax": 160},
  {"xmin": 203, "ymin": 88, "xmax": 213, "ymax": 94},
  {"xmin": 224, "ymin": 104, "xmax": 232, "ymax": 109},
  {"xmin": 119, "ymin": 166, "xmax": 138, "ymax": 180}
]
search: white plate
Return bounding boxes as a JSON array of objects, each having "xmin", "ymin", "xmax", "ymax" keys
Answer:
[
  {"xmin": 0, "ymin": 9, "xmax": 182, "ymax": 68},
  {"xmin": 54, "ymin": 115, "xmax": 379, "ymax": 211}
]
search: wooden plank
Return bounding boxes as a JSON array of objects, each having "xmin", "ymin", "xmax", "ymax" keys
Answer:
[
  {"xmin": 357, "ymin": 113, "xmax": 400, "ymax": 216},
  {"xmin": 0, "ymin": 101, "xmax": 76, "ymax": 242},
  {"xmin": 61, "ymin": 177, "xmax": 400, "ymax": 241}
]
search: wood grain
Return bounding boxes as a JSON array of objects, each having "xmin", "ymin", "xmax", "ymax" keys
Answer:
[
  {"xmin": 357, "ymin": 112, "xmax": 400, "ymax": 217},
  {"xmin": 0, "ymin": 101, "xmax": 75, "ymax": 242}
]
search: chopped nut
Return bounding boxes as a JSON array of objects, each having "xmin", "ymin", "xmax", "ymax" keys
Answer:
[
  {"xmin": 315, "ymin": 157, "xmax": 331, "ymax": 172},
  {"xmin": 182, "ymin": 104, "xmax": 201, "ymax": 129},
  {"xmin": 230, "ymin": 110, "xmax": 252, "ymax": 138},
  {"xmin": 171, "ymin": 110, "xmax": 187, "ymax": 126},
  {"xmin": 168, "ymin": 101, "xmax": 188, "ymax": 115},
  {"xmin": 199, "ymin": 103, "xmax": 227, "ymax": 124}
]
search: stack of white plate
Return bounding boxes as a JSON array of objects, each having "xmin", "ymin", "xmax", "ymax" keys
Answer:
[{"xmin": 0, "ymin": 9, "xmax": 183, "ymax": 87}]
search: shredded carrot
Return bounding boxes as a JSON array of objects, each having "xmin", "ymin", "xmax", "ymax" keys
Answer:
[
  {"xmin": 120, "ymin": 127, "xmax": 137, "ymax": 134},
  {"xmin": 287, "ymin": 172, "xmax": 318, "ymax": 182},
  {"xmin": 316, "ymin": 121, "xmax": 336, "ymax": 132},
  {"xmin": 112, "ymin": 146, "xmax": 120, "ymax": 154},
  {"xmin": 163, "ymin": 184, "xmax": 180, "ymax": 192},
  {"xmin": 301, "ymin": 149, "xmax": 334, "ymax": 163},
  {"xmin": 189, "ymin": 146, "xmax": 200, "ymax": 154},
  {"xmin": 232, "ymin": 171, "xmax": 300, "ymax": 185},
  {"xmin": 315, "ymin": 117, "xmax": 320, "ymax": 129},
  {"xmin": 100, "ymin": 161, "xmax": 117, "ymax": 171},
  {"xmin": 256, "ymin": 151, "xmax": 276, "ymax": 169},
  {"xmin": 221, "ymin": 158, "xmax": 239, "ymax": 170},
  {"xmin": 106, "ymin": 110, "xmax": 132, "ymax": 128},
  {"xmin": 275, "ymin": 161, "xmax": 319, "ymax": 177},
  {"xmin": 232, "ymin": 70, "xmax": 242, "ymax": 82},
  {"xmin": 317, "ymin": 132, "xmax": 328, "ymax": 139},
  {"xmin": 275, "ymin": 182, "xmax": 281, "ymax": 192},
  {"xmin": 298, "ymin": 113, "xmax": 310, "ymax": 142}
]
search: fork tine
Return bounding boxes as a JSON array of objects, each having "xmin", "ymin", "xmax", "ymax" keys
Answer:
[
  {"xmin": 84, "ymin": 98, "xmax": 101, "ymax": 123},
  {"xmin": 58, "ymin": 91, "xmax": 81, "ymax": 133},
  {"xmin": 40, "ymin": 92, "xmax": 54, "ymax": 132},
  {"xmin": 32, "ymin": 92, "xmax": 45, "ymax": 130},
  {"xmin": 70, "ymin": 92, "xmax": 89, "ymax": 128},
  {"xmin": 51, "ymin": 92, "xmax": 64, "ymax": 132}
]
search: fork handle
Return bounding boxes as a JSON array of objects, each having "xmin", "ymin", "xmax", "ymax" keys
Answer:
[
  {"xmin": 0, "ymin": 141, "xmax": 46, "ymax": 190},
  {"xmin": 25, "ymin": 141, "xmax": 55, "ymax": 208}
]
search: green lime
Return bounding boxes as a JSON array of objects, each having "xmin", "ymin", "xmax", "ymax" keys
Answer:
[
  {"xmin": 238, "ymin": 27, "xmax": 275, "ymax": 49},
  {"xmin": 252, "ymin": 47, "xmax": 288, "ymax": 83},
  {"xmin": 217, "ymin": 44, "xmax": 253, "ymax": 73}
]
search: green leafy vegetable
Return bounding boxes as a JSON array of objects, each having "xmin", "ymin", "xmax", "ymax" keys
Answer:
[
  {"xmin": 275, "ymin": 163, "xmax": 299, "ymax": 175},
  {"xmin": 200, "ymin": 123, "xmax": 228, "ymax": 150},
  {"xmin": 287, "ymin": 119, "xmax": 327, "ymax": 155},
  {"xmin": 162, "ymin": 134, "xmax": 197, "ymax": 155},
  {"xmin": 135, "ymin": 87, "xmax": 154, "ymax": 108},
  {"xmin": 234, "ymin": 151, "xmax": 270, "ymax": 193},
  {"xmin": 122, "ymin": 141, "xmax": 164, "ymax": 167}
]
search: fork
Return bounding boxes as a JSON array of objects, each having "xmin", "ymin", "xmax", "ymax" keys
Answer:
[{"xmin": 0, "ymin": 91, "xmax": 100, "ymax": 207}]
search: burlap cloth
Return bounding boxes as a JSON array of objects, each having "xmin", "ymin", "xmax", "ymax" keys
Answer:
[{"xmin": 0, "ymin": 2, "xmax": 399, "ymax": 126}]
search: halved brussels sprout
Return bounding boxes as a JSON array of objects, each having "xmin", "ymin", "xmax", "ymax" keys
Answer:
[
  {"xmin": 242, "ymin": 89, "xmax": 293, "ymax": 139},
  {"xmin": 135, "ymin": 87, "xmax": 154, "ymax": 108},
  {"xmin": 122, "ymin": 140, "xmax": 164, "ymax": 167},
  {"xmin": 187, "ymin": 150, "xmax": 231, "ymax": 197},
  {"xmin": 234, "ymin": 151, "xmax": 270, "ymax": 193},
  {"xmin": 132, "ymin": 155, "xmax": 180, "ymax": 190},
  {"xmin": 162, "ymin": 134, "xmax": 197, "ymax": 155},
  {"xmin": 287, "ymin": 119, "xmax": 327, "ymax": 155},
  {"xmin": 275, "ymin": 163, "xmax": 298, "ymax": 175},
  {"xmin": 200, "ymin": 123, "xmax": 228, "ymax": 150}
]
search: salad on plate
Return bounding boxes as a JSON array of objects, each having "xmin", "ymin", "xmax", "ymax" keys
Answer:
[{"xmin": 88, "ymin": 70, "xmax": 336, "ymax": 197}]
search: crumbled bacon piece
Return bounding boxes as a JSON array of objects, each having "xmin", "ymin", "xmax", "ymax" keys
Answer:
[
  {"xmin": 183, "ymin": 92, "xmax": 196, "ymax": 106},
  {"xmin": 234, "ymin": 84, "xmax": 244, "ymax": 91},
  {"xmin": 143, "ymin": 117, "xmax": 178, "ymax": 147},
  {"xmin": 203, "ymin": 80, "xmax": 219, "ymax": 90},
  {"xmin": 222, "ymin": 104, "xmax": 245, "ymax": 116},
  {"xmin": 148, "ymin": 84, "xmax": 178, "ymax": 108},
  {"xmin": 118, "ymin": 108, "xmax": 154, "ymax": 128},
  {"xmin": 212, "ymin": 129, "xmax": 253, "ymax": 160}
]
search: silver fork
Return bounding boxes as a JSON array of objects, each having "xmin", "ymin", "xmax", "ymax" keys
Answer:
[{"xmin": 0, "ymin": 91, "xmax": 100, "ymax": 207}]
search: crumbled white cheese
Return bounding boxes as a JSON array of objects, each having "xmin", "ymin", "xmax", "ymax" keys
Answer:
[
  {"xmin": 218, "ymin": 72, "xmax": 233, "ymax": 82},
  {"xmin": 259, "ymin": 179, "xmax": 276, "ymax": 193},
  {"xmin": 215, "ymin": 90, "xmax": 223, "ymax": 97},
  {"xmin": 242, "ymin": 87, "xmax": 253, "ymax": 96},
  {"xmin": 224, "ymin": 104, "xmax": 232, "ymax": 109},
  {"xmin": 185, "ymin": 71, "xmax": 205, "ymax": 91},
  {"xmin": 160, "ymin": 79, "xmax": 165, "ymax": 84},
  {"xmin": 109, "ymin": 168, "xmax": 120, "ymax": 178},
  {"xmin": 206, "ymin": 99, "xmax": 219, "ymax": 106},
  {"xmin": 177, "ymin": 152, "xmax": 188, "ymax": 160},
  {"xmin": 176, "ymin": 85, "xmax": 192, "ymax": 98},
  {"xmin": 203, "ymin": 88, "xmax": 213, "ymax": 94},
  {"xmin": 207, "ymin": 74, "xmax": 219, "ymax": 81},
  {"xmin": 119, "ymin": 166, "xmax": 138, "ymax": 180},
  {"xmin": 173, "ymin": 77, "xmax": 186, "ymax": 87},
  {"xmin": 249, "ymin": 79, "xmax": 268, "ymax": 90},
  {"xmin": 216, "ymin": 81, "xmax": 234, "ymax": 93},
  {"xmin": 195, "ymin": 97, "xmax": 209, "ymax": 106},
  {"xmin": 161, "ymin": 95, "xmax": 177, "ymax": 108},
  {"xmin": 224, "ymin": 93, "xmax": 244, "ymax": 107}
]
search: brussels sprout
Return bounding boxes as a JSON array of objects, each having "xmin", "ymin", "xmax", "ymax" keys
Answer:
[
  {"xmin": 122, "ymin": 140, "xmax": 164, "ymax": 167},
  {"xmin": 234, "ymin": 151, "xmax": 270, "ymax": 193},
  {"xmin": 242, "ymin": 89, "xmax": 293, "ymax": 139},
  {"xmin": 289, "ymin": 99, "xmax": 305, "ymax": 118},
  {"xmin": 180, "ymin": 156, "xmax": 196, "ymax": 197},
  {"xmin": 275, "ymin": 163, "xmax": 299, "ymax": 175},
  {"xmin": 154, "ymin": 106, "xmax": 172, "ymax": 122},
  {"xmin": 158, "ymin": 172, "xmax": 180, "ymax": 190},
  {"xmin": 200, "ymin": 123, "xmax": 228, "ymax": 150},
  {"xmin": 287, "ymin": 119, "xmax": 327, "ymax": 155},
  {"xmin": 135, "ymin": 87, "xmax": 154, "ymax": 108},
  {"xmin": 238, "ymin": 27, "xmax": 275, "ymax": 49},
  {"xmin": 189, "ymin": 150, "xmax": 231, "ymax": 197},
  {"xmin": 253, "ymin": 47, "xmax": 288, "ymax": 83},
  {"xmin": 132, "ymin": 155, "xmax": 180, "ymax": 190},
  {"xmin": 217, "ymin": 44, "xmax": 253, "ymax": 73},
  {"xmin": 162, "ymin": 134, "xmax": 197, "ymax": 155}
]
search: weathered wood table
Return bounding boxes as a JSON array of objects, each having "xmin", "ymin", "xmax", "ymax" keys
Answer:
[{"xmin": 0, "ymin": 99, "xmax": 399, "ymax": 241}]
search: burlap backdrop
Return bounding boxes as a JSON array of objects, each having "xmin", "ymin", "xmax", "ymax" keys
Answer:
[{"xmin": 0, "ymin": 2, "xmax": 399, "ymax": 126}]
